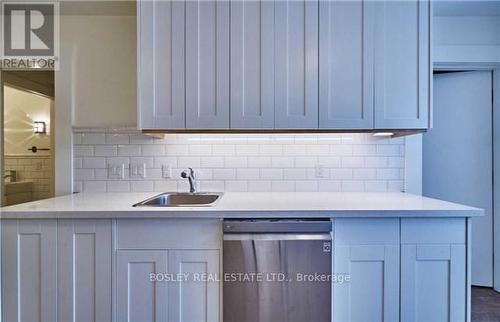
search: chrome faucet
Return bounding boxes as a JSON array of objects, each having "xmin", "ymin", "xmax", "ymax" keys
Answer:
[{"xmin": 181, "ymin": 168, "xmax": 197, "ymax": 193}]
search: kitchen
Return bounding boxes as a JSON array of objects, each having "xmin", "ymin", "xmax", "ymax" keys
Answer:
[{"xmin": 0, "ymin": 1, "xmax": 499, "ymax": 322}]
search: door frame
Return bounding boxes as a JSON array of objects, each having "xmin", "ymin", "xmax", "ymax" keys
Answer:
[
  {"xmin": 1, "ymin": 74, "xmax": 56, "ymax": 203},
  {"xmin": 409, "ymin": 63, "xmax": 500, "ymax": 292}
]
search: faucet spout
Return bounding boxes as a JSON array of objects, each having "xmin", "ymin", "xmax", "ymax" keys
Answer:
[{"xmin": 181, "ymin": 168, "xmax": 197, "ymax": 193}]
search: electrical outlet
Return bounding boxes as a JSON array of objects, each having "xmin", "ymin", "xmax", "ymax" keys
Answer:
[
  {"xmin": 315, "ymin": 164, "xmax": 326, "ymax": 178},
  {"xmin": 108, "ymin": 164, "xmax": 125, "ymax": 179},
  {"xmin": 161, "ymin": 164, "xmax": 172, "ymax": 178},
  {"xmin": 130, "ymin": 163, "xmax": 146, "ymax": 179}
]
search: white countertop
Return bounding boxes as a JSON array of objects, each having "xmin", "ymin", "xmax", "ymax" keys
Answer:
[{"xmin": 0, "ymin": 192, "xmax": 483, "ymax": 219}]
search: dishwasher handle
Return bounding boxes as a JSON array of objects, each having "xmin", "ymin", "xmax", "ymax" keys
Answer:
[
  {"xmin": 223, "ymin": 233, "xmax": 332, "ymax": 241},
  {"xmin": 223, "ymin": 219, "xmax": 332, "ymax": 234}
]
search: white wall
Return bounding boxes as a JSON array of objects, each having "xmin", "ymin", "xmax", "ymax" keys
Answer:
[
  {"xmin": 55, "ymin": 1, "xmax": 136, "ymax": 195},
  {"xmin": 434, "ymin": 15, "xmax": 500, "ymax": 65},
  {"xmin": 60, "ymin": 1, "xmax": 136, "ymax": 128}
]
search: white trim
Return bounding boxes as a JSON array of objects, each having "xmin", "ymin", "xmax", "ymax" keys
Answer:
[
  {"xmin": 54, "ymin": 52, "xmax": 73, "ymax": 195},
  {"xmin": 493, "ymin": 69, "xmax": 500, "ymax": 292},
  {"xmin": 404, "ymin": 134, "xmax": 423, "ymax": 195}
]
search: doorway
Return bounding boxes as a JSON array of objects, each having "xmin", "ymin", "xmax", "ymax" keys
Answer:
[
  {"xmin": 423, "ymin": 71, "xmax": 494, "ymax": 287},
  {"xmin": 2, "ymin": 71, "xmax": 55, "ymax": 206}
]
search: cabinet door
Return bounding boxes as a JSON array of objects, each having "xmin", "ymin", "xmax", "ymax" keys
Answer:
[
  {"xmin": 401, "ymin": 244, "xmax": 466, "ymax": 322},
  {"xmin": 333, "ymin": 245, "xmax": 399, "ymax": 322},
  {"xmin": 116, "ymin": 251, "xmax": 168, "ymax": 322},
  {"xmin": 186, "ymin": 0, "xmax": 230, "ymax": 129},
  {"xmin": 58, "ymin": 219, "xmax": 112, "ymax": 322},
  {"xmin": 319, "ymin": 0, "xmax": 374, "ymax": 129},
  {"xmin": 2, "ymin": 220, "xmax": 57, "ymax": 322},
  {"xmin": 168, "ymin": 250, "xmax": 220, "ymax": 322},
  {"xmin": 374, "ymin": 0, "xmax": 431, "ymax": 129},
  {"xmin": 230, "ymin": 0, "xmax": 275, "ymax": 129},
  {"xmin": 138, "ymin": 0, "xmax": 186, "ymax": 129},
  {"xmin": 274, "ymin": 0, "xmax": 318, "ymax": 128}
]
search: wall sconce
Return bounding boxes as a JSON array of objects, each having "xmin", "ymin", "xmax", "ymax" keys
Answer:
[{"xmin": 33, "ymin": 121, "xmax": 46, "ymax": 134}]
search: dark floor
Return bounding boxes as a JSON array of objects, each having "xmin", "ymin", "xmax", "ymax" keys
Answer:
[{"xmin": 472, "ymin": 287, "xmax": 500, "ymax": 321}]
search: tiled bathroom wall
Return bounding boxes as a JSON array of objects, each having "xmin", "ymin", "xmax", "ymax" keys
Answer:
[
  {"xmin": 4, "ymin": 155, "xmax": 53, "ymax": 200},
  {"xmin": 73, "ymin": 130, "xmax": 405, "ymax": 193}
]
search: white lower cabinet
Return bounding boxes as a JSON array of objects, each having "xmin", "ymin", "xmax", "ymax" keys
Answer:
[
  {"xmin": 58, "ymin": 219, "xmax": 112, "ymax": 322},
  {"xmin": 1, "ymin": 220, "xmax": 57, "ymax": 322},
  {"xmin": 333, "ymin": 219, "xmax": 400, "ymax": 322},
  {"xmin": 401, "ymin": 218, "xmax": 467, "ymax": 322},
  {"xmin": 116, "ymin": 250, "xmax": 169, "ymax": 322},
  {"xmin": 114, "ymin": 219, "xmax": 222, "ymax": 322},
  {"xmin": 168, "ymin": 250, "xmax": 220, "ymax": 322},
  {"xmin": 0, "ymin": 217, "xmax": 469, "ymax": 322}
]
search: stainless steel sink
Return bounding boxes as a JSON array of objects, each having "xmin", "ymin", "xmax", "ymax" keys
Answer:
[{"xmin": 133, "ymin": 192, "xmax": 223, "ymax": 207}]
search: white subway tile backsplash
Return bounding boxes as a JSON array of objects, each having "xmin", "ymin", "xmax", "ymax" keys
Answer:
[
  {"xmin": 73, "ymin": 131, "xmax": 406, "ymax": 193},
  {"xmin": 81, "ymin": 133, "xmax": 106, "ymax": 144},
  {"xmin": 283, "ymin": 168, "xmax": 307, "ymax": 180},
  {"xmin": 248, "ymin": 156, "xmax": 271, "ymax": 168},
  {"xmin": 237, "ymin": 169, "xmax": 260, "ymax": 180},
  {"xmin": 118, "ymin": 145, "xmax": 141, "ymax": 156},
  {"xmin": 271, "ymin": 181, "xmax": 295, "ymax": 192},
  {"xmin": 213, "ymin": 169, "xmax": 236, "ymax": 180},
  {"xmin": 83, "ymin": 181, "xmax": 107, "ymax": 192},
  {"xmin": 83, "ymin": 157, "xmax": 106, "ymax": 169},
  {"xmin": 261, "ymin": 169, "xmax": 283, "ymax": 180},
  {"xmin": 271, "ymin": 157, "xmax": 294, "ymax": 168},
  {"xmin": 141, "ymin": 145, "xmax": 164, "ymax": 156},
  {"xmin": 248, "ymin": 180, "xmax": 271, "ymax": 192},
  {"xmin": 95, "ymin": 145, "xmax": 118, "ymax": 157},
  {"xmin": 74, "ymin": 145, "xmax": 94, "ymax": 157},
  {"xmin": 107, "ymin": 181, "xmax": 130, "ymax": 192},
  {"xmin": 106, "ymin": 133, "xmax": 130, "ymax": 144},
  {"xmin": 235, "ymin": 144, "xmax": 259, "ymax": 156},
  {"xmin": 201, "ymin": 156, "xmax": 224, "ymax": 168},
  {"xmin": 295, "ymin": 180, "xmax": 318, "ymax": 192},
  {"xmin": 224, "ymin": 156, "xmax": 248, "ymax": 168},
  {"xmin": 318, "ymin": 180, "xmax": 341, "ymax": 192},
  {"xmin": 213, "ymin": 145, "xmax": 235, "ymax": 156},
  {"xmin": 225, "ymin": 180, "xmax": 248, "ymax": 192}
]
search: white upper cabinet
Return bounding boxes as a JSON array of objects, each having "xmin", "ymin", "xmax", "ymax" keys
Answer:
[
  {"xmin": 374, "ymin": 0, "xmax": 431, "ymax": 129},
  {"xmin": 230, "ymin": 0, "xmax": 275, "ymax": 129},
  {"xmin": 186, "ymin": 1, "xmax": 230, "ymax": 129},
  {"xmin": 319, "ymin": 0, "xmax": 374, "ymax": 129},
  {"xmin": 138, "ymin": 0, "xmax": 186, "ymax": 129},
  {"xmin": 137, "ymin": 0, "xmax": 431, "ymax": 131},
  {"xmin": 274, "ymin": 0, "xmax": 319, "ymax": 129}
]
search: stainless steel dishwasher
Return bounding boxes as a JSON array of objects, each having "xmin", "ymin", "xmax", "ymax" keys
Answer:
[{"xmin": 223, "ymin": 219, "xmax": 332, "ymax": 322}]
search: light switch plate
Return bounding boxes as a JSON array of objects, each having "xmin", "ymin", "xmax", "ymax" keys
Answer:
[
  {"xmin": 161, "ymin": 164, "xmax": 172, "ymax": 178},
  {"xmin": 130, "ymin": 163, "xmax": 146, "ymax": 179},
  {"xmin": 108, "ymin": 164, "xmax": 125, "ymax": 179},
  {"xmin": 315, "ymin": 164, "xmax": 326, "ymax": 178}
]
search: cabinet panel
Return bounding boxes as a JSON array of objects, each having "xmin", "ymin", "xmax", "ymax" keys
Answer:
[
  {"xmin": 333, "ymin": 245, "xmax": 399, "ymax": 322},
  {"xmin": 186, "ymin": 0, "xmax": 230, "ymax": 128},
  {"xmin": 319, "ymin": 0, "xmax": 374, "ymax": 129},
  {"xmin": 275, "ymin": 0, "xmax": 318, "ymax": 128},
  {"xmin": 2, "ymin": 220, "xmax": 57, "ymax": 322},
  {"xmin": 138, "ymin": 0, "xmax": 186, "ymax": 129},
  {"xmin": 116, "ymin": 251, "xmax": 168, "ymax": 322},
  {"xmin": 168, "ymin": 250, "xmax": 220, "ymax": 322},
  {"xmin": 401, "ymin": 244, "xmax": 466, "ymax": 322},
  {"xmin": 230, "ymin": 0, "xmax": 275, "ymax": 128},
  {"xmin": 58, "ymin": 219, "xmax": 112, "ymax": 322},
  {"xmin": 374, "ymin": 0, "xmax": 430, "ymax": 129}
]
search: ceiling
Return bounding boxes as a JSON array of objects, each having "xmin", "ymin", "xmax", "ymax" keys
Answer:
[{"xmin": 434, "ymin": 1, "xmax": 500, "ymax": 16}]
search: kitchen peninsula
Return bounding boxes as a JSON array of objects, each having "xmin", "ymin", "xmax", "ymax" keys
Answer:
[{"xmin": 0, "ymin": 191, "xmax": 482, "ymax": 322}]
